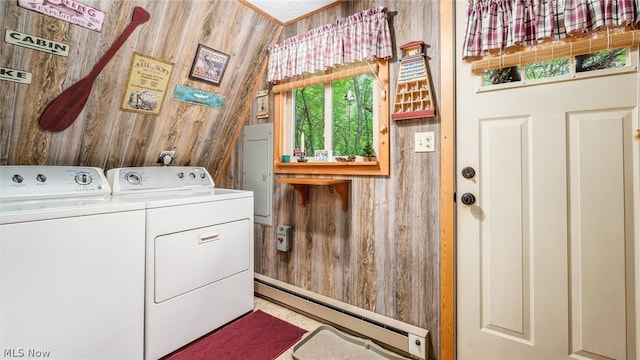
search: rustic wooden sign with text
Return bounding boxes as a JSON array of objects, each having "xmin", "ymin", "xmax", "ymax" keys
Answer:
[
  {"xmin": 18, "ymin": 0, "xmax": 106, "ymax": 32},
  {"xmin": 5, "ymin": 30, "xmax": 70, "ymax": 56},
  {"xmin": 173, "ymin": 85, "xmax": 225, "ymax": 108},
  {"xmin": 0, "ymin": 67, "xmax": 32, "ymax": 84}
]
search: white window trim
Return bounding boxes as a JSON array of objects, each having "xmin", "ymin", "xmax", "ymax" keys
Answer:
[
  {"xmin": 282, "ymin": 77, "xmax": 380, "ymax": 160},
  {"xmin": 477, "ymin": 46, "xmax": 638, "ymax": 93}
]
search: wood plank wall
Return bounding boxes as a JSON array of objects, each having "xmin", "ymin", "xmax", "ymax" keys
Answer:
[
  {"xmin": 1, "ymin": 0, "xmax": 279, "ymax": 179},
  {"xmin": 2, "ymin": 1, "xmax": 444, "ymax": 358},
  {"xmin": 221, "ymin": 1, "xmax": 443, "ymax": 359}
]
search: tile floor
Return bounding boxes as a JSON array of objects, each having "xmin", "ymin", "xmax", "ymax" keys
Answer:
[{"xmin": 253, "ymin": 296, "xmax": 324, "ymax": 360}]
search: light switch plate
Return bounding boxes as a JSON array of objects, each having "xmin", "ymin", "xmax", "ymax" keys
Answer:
[{"xmin": 415, "ymin": 132, "xmax": 435, "ymax": 152}]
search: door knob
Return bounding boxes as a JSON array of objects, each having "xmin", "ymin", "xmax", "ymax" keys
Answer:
[
  {"xmin": 461, "ymin": 166, "xmax": 476, "ymax": 179},
  {"xmin": 460, "ymin": 193, "xmax": 476, "ymax": 205}
]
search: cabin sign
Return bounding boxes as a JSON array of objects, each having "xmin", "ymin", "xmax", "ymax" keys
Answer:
[{"xmin": 5, "ymin": 30, "xmax": 70, "ymax": 56}]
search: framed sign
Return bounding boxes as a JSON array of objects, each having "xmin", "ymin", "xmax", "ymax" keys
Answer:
[
  {"xmin": 121, "ymin": 53, "xmax": 174, "ymax": 115},
  {"xmin": 314, "ymin": 150, "xmax": 329, "ymax": 162},
  {"xmin": 189, "ymin": 44, "xmax": 229, "ymax": 86}
]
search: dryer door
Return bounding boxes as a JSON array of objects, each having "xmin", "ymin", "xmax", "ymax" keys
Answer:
[{"xmin": 154, "ymin": 219, "xmax": 251, "ymax": 303}]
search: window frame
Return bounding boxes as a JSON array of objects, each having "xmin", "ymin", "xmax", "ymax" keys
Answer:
[
  {"xmin": 273, "ymin": 60, "xmax": 390, "ymax": 176},
  {"xmin": 476, "ymin": 46, "xmax": 636, "ymax": 92}
]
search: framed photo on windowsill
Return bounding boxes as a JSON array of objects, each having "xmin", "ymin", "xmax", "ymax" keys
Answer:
[{"xmin": 189, "ymin": 44, "xmax": 229, "ymax": 86}]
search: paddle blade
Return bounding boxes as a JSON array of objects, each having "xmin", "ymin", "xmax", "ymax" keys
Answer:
[
  {"xmin": 39, "ymin": 78, "xmax": 93, "ymax": 132},
  {"xmin": 132, "ymin": 6, "xmax": 151, "ymax": 23}
]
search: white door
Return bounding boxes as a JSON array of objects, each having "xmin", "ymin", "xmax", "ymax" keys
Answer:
[{"xmin": 455, "ymin": 2, "xmax": 640, "ymax": 359}]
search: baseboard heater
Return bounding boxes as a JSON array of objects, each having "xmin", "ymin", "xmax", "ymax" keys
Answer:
[{"xmin": 254, "ymin": 274, "xmax": 428, "ymax": 359}]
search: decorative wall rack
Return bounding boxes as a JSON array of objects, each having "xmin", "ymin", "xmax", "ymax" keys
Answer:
[{"xmin": 392, "ymin": 41, "xmax": 435, "ymax": 121}]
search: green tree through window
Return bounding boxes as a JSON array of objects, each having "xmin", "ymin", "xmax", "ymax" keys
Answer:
[
  {"xmin": 482, "ymin": 48, "xmax": 627, "ymax": 86},
  {"xmin": 294, "ymin": 84, "xmax": 324, "ymax": 155},
  {"xmin": 294, "ymin": 74, "xmax": 374, "ymax": 157}
]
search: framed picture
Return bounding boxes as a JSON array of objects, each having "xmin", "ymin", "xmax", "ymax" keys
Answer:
[
  {"xmin": 189, "ymin": 44, "xmax": 229, "ymax": 85},
  {"xmin": 256, "ymin": 90, "xmax": 268, "ymax": 118},
  {"xmin": 314, "ymin": 150, "xmax": 329, "ymax": 162},
  {"xmin": 121, "ymin": 52, "xmax": 174, "ymax": 115}
]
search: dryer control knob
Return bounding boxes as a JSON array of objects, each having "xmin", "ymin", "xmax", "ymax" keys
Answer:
[
  {"xmin": 125, "ymin": 172, "xmax": 142, "ymax": 185},
  {"xmin": 177, "ymin": 172, "xmax": 185, "ymax": 179},
  {"xmin": 36, "ymin": 174, "xmax": 47, "ymax": 183}
]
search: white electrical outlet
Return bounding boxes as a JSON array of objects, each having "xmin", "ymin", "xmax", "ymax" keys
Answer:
[
  {"xmin": 408, "ymin": 333, "xmax": 427, "ymax": 359},
  {"xmin": 415, "ymin": 132, "xmax": 435, "ymax": 152},
  {"xmin": 157, "ymin": 150, "xmax": 175, "ymax": 165}
]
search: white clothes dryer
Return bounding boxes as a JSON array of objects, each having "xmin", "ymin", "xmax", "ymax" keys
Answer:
[
  {"xmin": 107, "ymin": 166, "xmax": 254, "ymax": 360},
  {"xmin": 0, "ymin": 166, "xmax": 145, "ymax": 359}
]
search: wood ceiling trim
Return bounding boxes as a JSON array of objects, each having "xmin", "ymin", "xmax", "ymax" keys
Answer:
[{"xmin": 214, "ymin": 25, "xmax": 284, "ymax": 186}]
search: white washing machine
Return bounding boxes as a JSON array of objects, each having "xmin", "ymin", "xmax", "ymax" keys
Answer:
[
  {"xmin": 0, "ymin": 165, "xmax": 145, "ymax": 359},
  {"xmin": 107, "ymin": 166, "xmax": 254, "ymax": 360}
]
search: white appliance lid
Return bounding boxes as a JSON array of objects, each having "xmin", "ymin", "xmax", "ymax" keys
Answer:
[
  {"xmin": 0, "ymin": 197, "xmax": 144, "ymax": 224},
  {"xmin": 112, "ymin": 188, "xmax": 253, "ymax": 208}
]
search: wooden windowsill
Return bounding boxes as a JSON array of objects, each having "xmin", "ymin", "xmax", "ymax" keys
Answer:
[
  {"xmin": 274, "ymin": 161, "xmax": 381, "ymax": 176},
  {"xmin": 277, "ymin": 177, "xmax": 351, "ymax": 212}
]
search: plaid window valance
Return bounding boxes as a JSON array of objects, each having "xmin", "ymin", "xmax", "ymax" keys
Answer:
[
  {"xmin": 462, "ymin": 0, "xmax": 640, "ymax": 59},
  {"xmin": 267, "ymin": 6, "xmax": 393, "ymax": 83}
]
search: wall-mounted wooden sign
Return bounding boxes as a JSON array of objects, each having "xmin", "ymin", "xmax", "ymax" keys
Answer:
[
  {"xmin": 0, "ymin": 66, "xmax": 32, "ymax": 84},
  {"xmin": 173, "ymin": 85, "xmax": 224, "ymax": 108},
  {"xmin": 18, "ymin": 0, "xmax": 106, "ymax": 32},
  {"xmin": 5, "ymin": 30, "xmax": 69, "ymax": 56},
  {"xmin": 121, "ymin": 53, "xmax": 174, "ymax": 115},
  {"xmin": 392, "ymin": 41, "xmax": 435, "ymax": 120}
]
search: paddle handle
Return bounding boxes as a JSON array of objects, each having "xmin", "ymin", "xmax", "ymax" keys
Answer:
[{"xmin": 88, "ymin": 7, "xmax": 150, "ymax": 78}]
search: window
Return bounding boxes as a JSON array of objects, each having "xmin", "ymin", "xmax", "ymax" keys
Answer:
[
  {"xmin": 575, "ymin": 48, "xmax": 626, "ymax": 72},
  {"xmin": 481, "ymin": 48, "xmax": 629, "ymax": 87},
  {"xmin": 293, "ymin": 74, "xmax": 376, "ymax": 159},
  {"xmin": 273, "ymin": 61, "xmax": 390, "ymax": 176}
]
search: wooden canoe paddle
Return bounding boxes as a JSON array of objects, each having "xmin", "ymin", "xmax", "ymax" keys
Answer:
[{"xmin": 39, "ymin": 6, "xmax": 151, "ymax": 132}]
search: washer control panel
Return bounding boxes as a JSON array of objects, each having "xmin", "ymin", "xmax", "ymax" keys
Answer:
[
  {"xmin": 107, "ymin": 166, "xmax": 214, "ymax": 194},
  {"xmin": 0, "ymin": 166, "xmax": 110, "ymax": 200}
]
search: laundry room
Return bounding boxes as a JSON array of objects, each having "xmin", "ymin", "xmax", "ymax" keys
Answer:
[{"xmin": 2, "ymin": 1, "xmax": 446, "ymax": 359}]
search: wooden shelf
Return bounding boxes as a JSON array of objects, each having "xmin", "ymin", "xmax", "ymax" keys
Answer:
[
  {"xmin": 391, "ymin": 108, "xmax": 435, "ymax": 120},
  {"xmin": 277, "ymin": 178, "xmax": 351, "ymax": 212}
]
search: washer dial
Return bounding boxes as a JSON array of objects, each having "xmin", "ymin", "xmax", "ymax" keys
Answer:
[{"xmin": 75, "ymin": 172, "xmax": 93, "ymax": 185}]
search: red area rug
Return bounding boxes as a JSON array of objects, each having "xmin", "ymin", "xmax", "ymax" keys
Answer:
[{"xmin": 165, "ymin": 310, "xmax": 307, "ymax": 360}]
